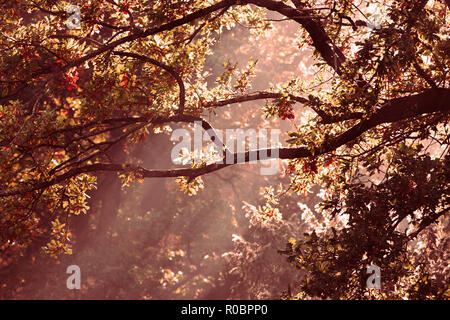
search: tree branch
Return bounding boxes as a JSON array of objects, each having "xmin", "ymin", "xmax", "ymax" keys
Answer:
[
  {"xmin": 1, "ymin": 88, "xmax": 448, "ymax": 198},
  {"xmin": 113, "ymin": 51, "xmax": 186, "ymax": 114},
  {"xmin": 248, "ymin": 0, "xmax": 346, "ymax": 74},
  {"xmin": 205, "ymin": 91, "xmax": 309, "ymax": 108}
]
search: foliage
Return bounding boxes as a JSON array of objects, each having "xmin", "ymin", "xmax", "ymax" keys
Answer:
[{"xmin": 0, "ymin": 0, "xmax": 449, "ymax": 299}]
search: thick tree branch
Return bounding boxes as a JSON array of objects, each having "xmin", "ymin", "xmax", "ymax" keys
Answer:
[{"xmin": 248, "ymin": 0, "xmax": 346, "ymax": 74}]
